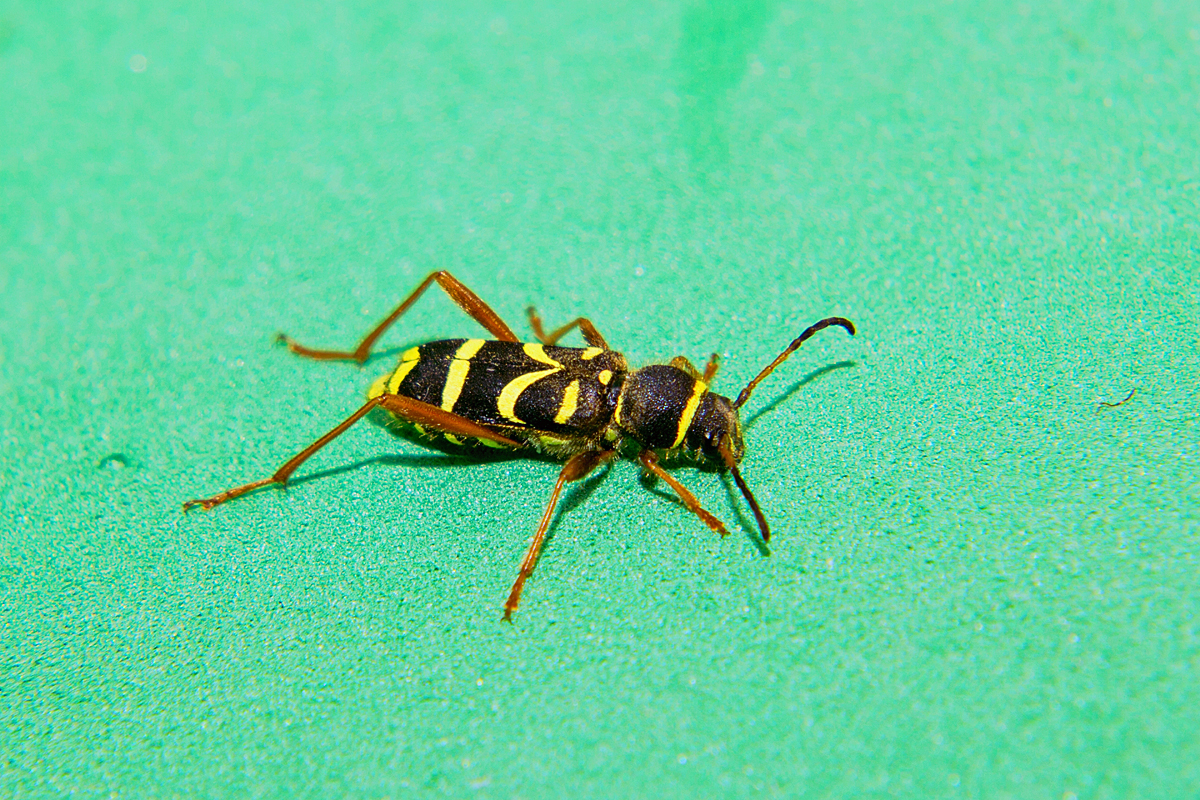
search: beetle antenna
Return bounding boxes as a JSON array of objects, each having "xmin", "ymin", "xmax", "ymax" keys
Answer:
[
  {"xmin": 733, "ymin": 317, "xmax": 855, "ymax": 409},
  {"xmin": 719, "ymin": 438, "xmax": 771, "ymax": 542}
]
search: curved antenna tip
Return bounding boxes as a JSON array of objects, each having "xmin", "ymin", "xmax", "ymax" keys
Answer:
[
  {"xmin": 816, "ymin": 317, "xmax": 856, "ymax": 337},
  {"xmin": 733, "ymin": 316, "xmax": 856, "ymax": 409}
]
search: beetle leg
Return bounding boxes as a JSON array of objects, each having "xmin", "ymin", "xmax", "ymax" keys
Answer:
[
  {"xmin": 504, "ymin": 449, "xmax": 616, "ymax": 620},
  {"xmin": 183, "ymin": 397, "xmax": 385, "ymax": 510},
  {"xmin": 667, "ymin": 353, "xmax": 719, "ymax": 383},
  {"xmin": 525, "ymin": 307, "xmax": 610, "ymax": 349},
  {"xmin": 377, "ymin": 394, "xmax": 521, "ymax": 449},
  {"xmin": 637, "ymin": 450, "xmax": 729, "ymax": 537},
  {"xmin": 279, "ymin": 270, "xmax": 521, "ymax": 363},
  {"xmin": 668, "ymin": 356, "xmax": 701, "ymax": 379},
  {"xmin": 183, "ymin": 394, "xmax": 525, "ymax": 512}
]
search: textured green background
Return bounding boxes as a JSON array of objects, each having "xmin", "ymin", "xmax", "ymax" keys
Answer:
[{"xmin": 2, "ymin": 0, "xmax": 1198, "ymax": 797}]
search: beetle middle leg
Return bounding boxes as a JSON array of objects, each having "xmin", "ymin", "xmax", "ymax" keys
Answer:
[
  {"xmin": 668, "ymin": 353, "xmax": 719, "ymax": 382},
  {"xmin": 279, "ymin": 270, "xmax": 521, "ymax": 363},
  {"xmin": 504, "ymin": 449, "xmax": 616, "ymax": 620},
  {"xmin": 525, "ymin": 307, "xmax": 610, "ymax": 350}
]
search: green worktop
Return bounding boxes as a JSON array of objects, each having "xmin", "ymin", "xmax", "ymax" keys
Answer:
[{"xmin": 2, "ymin": 0, "xmax": 1197, "ymax": 796}]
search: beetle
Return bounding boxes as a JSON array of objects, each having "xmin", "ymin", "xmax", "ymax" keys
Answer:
[{"xmin": 184, "ymin": 271, "xmax": 855, "ymax": 618}]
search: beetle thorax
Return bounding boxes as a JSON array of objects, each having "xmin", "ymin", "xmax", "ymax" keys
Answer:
[{"xmin": 613, "ymin": 365, "xmax": 744, "ymax": 462}]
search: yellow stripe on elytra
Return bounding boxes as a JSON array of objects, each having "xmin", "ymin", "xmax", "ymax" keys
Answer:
[
  {"xmin": 671, "ymin": 379, "xmax": 708, "ymax": 448},
  {"xmin": 386, "ymin": 346, "xmax": 422, "ymax": 394},
  {"xmin": 455, "ymin": 338, "xmax": 487, "ymax": 360},
  {"xmin": 497, "ymin": 368, "xmax": 560, "ymax": 424},
  {"xmin": 525, "ymin": 345, "xmax": 561, "ymax": 369},
  {"xmin": 523, "ymin": 342, "xmax": 562, "ymax": 368},
  {"xmin": 494, "ymin": 343, "xmax": 566, "ymax": 424},
  {"xmin": 554, "ymin": 380, "xmax": 580, "ymax": 425},
  {"xmin": 580, "ymin": 347, "xmax": 603, "ymax": 360},
  {"xmin": 441, "ymin": 339, "xmax": 485, "ymax": 412}
]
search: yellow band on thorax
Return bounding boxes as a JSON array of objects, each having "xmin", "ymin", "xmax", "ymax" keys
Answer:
[{"xmin": 671, "ymin": 379, "xmax": 708, "ymax": 448}]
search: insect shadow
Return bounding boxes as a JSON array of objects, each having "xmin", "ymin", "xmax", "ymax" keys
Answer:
[
  {"xmin": 535, "ymin": 464, "xmax": 614, "ymax": 564},
  {"xmin": 286, "ymin": 453, "xmax": 480, "ymax": 490},
  {"xmin": 287, "ymin": 409, "xmax": 560, "ymax": 491},
  {"xmin": 744, "ymin": 360, "xmax": 857, "ymax": 430},
  {"xmin": 634, "ymin": 468, "xmax": 768, "ymax": 556}
]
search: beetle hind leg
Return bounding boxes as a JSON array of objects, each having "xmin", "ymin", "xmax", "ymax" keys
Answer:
[
  {"xmin": 279, "ymin": 270, "xmax": 521, "ymax": 364},
  {"xmin": 183, "ymin": 397, "xmax": 385, "ymax": 511},
  {"xmin": 503, "ymin": 449, "xmax": 616, "ymax": 620}
]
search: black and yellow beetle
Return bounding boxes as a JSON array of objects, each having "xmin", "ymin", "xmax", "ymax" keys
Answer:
[{"xmin": 184, "ymin": 271, "xmax": 855, "ymax": 618}]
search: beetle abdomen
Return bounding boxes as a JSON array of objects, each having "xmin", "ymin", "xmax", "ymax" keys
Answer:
[{"xmin": 372, "ymin": 339, "xmax": 626, "ymax": 439}]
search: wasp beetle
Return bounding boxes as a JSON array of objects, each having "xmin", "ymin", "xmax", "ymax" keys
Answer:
[{"xmin": 184, "ymin": 271, "xmax": 855, "ymax": 618}]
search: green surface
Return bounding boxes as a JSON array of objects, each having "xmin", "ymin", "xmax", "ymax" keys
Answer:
[{"xmin": 3, "ymin": 0, "xmax": 1199, "ymax": 797}]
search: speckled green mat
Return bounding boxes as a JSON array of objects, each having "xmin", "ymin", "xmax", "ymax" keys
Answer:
[{"xmin": 2, "ymin": 1, "xmax": 1198, "ymax": 797}]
